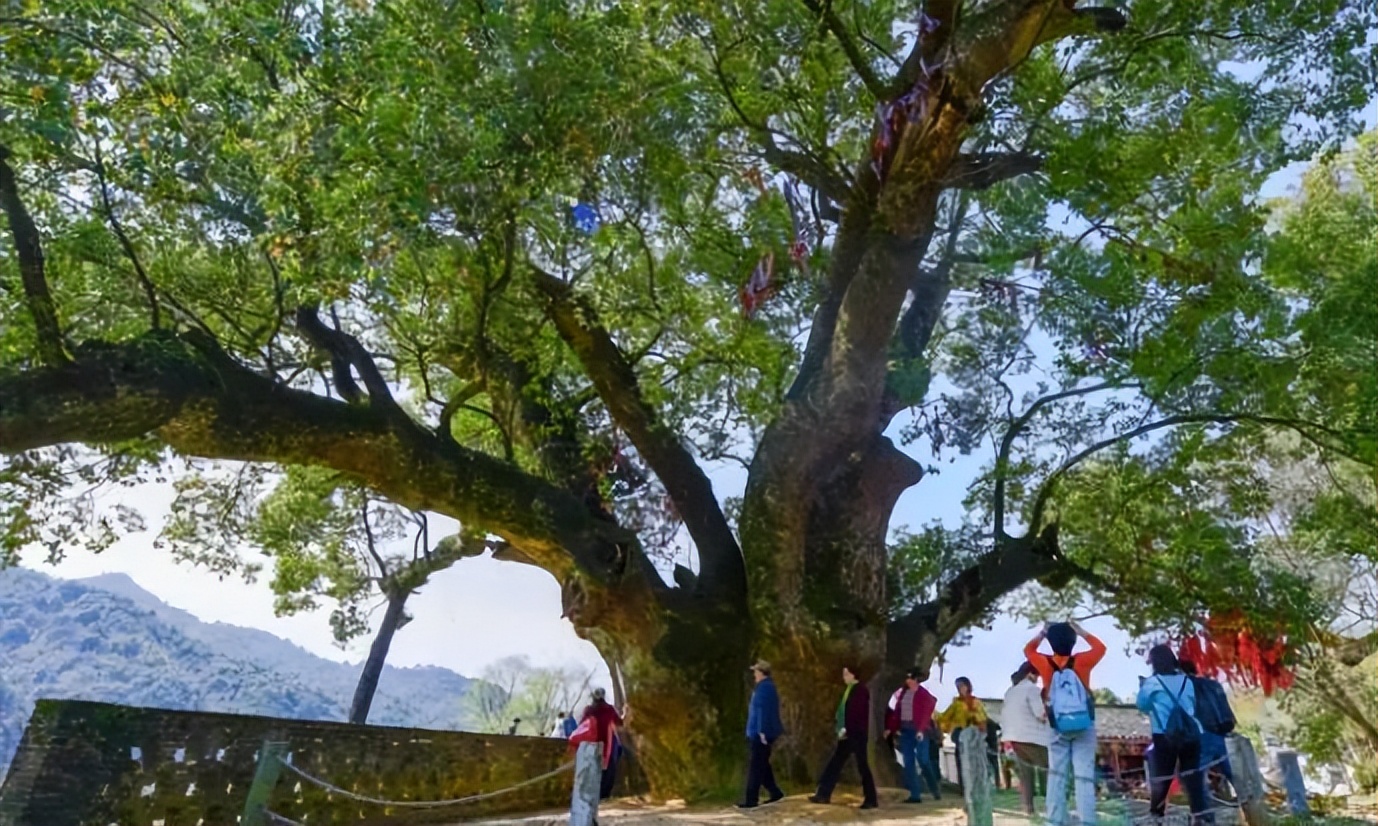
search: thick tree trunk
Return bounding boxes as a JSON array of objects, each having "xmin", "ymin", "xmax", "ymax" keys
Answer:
[
  {"xmin": 349, "ymin": 589, "xmax": 410, "ymax": 725},
  {"xmin": 563, "ymin": 566, "xmax": 756, "ymax": 799},
  {"xmin": 740, "ymin": 434, "xmax": 924, "ymax": 786}
]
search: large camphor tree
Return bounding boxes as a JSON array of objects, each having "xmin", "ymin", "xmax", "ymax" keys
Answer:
[{"xmin": 1, "ymin": 0, "xmax": 1373, "ymax": 796}]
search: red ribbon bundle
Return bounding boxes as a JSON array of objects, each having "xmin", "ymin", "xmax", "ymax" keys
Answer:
[{"xmin": 1175, "ymin": 610, "xmax": 1295, "ymax": 696}]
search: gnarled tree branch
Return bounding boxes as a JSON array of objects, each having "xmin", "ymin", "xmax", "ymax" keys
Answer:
[
  {"xmin": 294, "ymin": 305, "xmax": 396, "ymax": 408},
  {"xmin": 0, "ymin": 330, "xmax": 635, "ymax": 584},
  {"xmin": 942, "ymin": 151, "xmax": 1045, "ymax": 190},
  {"xmin": 762, "ymin": 139, "xmax": 853, "ymax": 205},
  {"xmin": 0, "ymin": 146, "xmax": 68, "ymax": 366},
  {"xmin": 887, "ymin": 522, "xmax": 1065, "ymax": 670},
  {"xmin": 534, "ymin": 268, "xmax": 747, "ymax": 600},
  {"xmin": 799, "ymin": 0, "xmax": 888, "ymax": 101}
]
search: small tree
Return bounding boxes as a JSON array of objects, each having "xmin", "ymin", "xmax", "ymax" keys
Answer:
[
  {"xmin": 162, "ymin": 464, "xmax": 489, "ymax": 724},
  {"xmin": 463, "ymin": 656, "xmax": 595, "ymax": 736}
]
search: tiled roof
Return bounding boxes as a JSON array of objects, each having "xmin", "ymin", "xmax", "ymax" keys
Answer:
[{"xmin": 981, "ymin": 698, "xmax": 1153, "ymax": 741}]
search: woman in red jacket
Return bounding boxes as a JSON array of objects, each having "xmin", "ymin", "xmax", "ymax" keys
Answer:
[
  {"xmin": 809, "ymin": 665, "xmax": 878, "ymax": 810},
  {"xmin": 580, "ymin": 688, "xmax": 624, "ymax": 800}
]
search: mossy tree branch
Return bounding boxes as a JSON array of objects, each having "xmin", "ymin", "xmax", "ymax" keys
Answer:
[
  {"xmin": 0, "ymin": 330, "xmax": 635, "ymax": 585},
  {"xmin": 534, "ymin": 268, "xmax": 746, "ymax": 601}
]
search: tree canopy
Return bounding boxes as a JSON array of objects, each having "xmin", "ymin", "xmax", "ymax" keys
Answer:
[{"xmin": 1, "ymin": 0, "xmax": 1374, "ymax": 795}]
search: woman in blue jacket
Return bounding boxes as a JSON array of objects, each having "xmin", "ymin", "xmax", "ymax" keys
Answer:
[
  {"xmin": 1136, "ymin": 645, "xmax": 1209, "ymax": 822},
  {"xmin": 738, "ymin": 660, "xmax": 785, "ymax": 809}
]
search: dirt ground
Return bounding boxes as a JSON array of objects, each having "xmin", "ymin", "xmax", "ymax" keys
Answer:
[{"xmin": 463, "ymin": 789, "xmax": 1017, "ymax": 826}]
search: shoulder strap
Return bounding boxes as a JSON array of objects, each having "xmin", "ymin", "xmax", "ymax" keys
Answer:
[{"xmin": 1158, "ymin": 676, "xmax": 1189, "ymax": 711}]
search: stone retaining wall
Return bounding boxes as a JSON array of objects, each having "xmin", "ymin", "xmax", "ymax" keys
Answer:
[{"xmin": 0, "ymin": 699, "xmax": 576, "ymax": 825}]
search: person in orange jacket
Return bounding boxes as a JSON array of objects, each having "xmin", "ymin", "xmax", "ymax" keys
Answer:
[{"xmin": 1026, "ymin": 621, "xmax": 1107, "ymax": 826}]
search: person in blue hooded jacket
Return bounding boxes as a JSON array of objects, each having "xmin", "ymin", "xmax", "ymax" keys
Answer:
[
  {"xmin": 1136, "ymin": 645, "xmax": 1209, "ymax": 822},
  {"xmin": 738, "ymin": 660, "xmax": 786, "ymax": 809}
]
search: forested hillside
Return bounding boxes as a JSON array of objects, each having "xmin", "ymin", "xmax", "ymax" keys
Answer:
[{"xmin": 0, "ymin": 567, "xmax": 476, "ymax": 773}]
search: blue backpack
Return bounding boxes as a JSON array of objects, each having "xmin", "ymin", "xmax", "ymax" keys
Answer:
[
  {"xmin": 1160, "ymin": 676, "xmax": 1202, "ymax": 750},
  {"xmin": 1191, "ymin": 676, "xmax": 1237, "ymax": 735},
  {"xmin": 1048, "ymin": 658, "xmax": 1093, "ymax": 737}
]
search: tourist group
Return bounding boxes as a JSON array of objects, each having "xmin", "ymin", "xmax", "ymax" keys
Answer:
[{"xmin": 563, "ymin": 619, "xmax": 1236, "ymax": 825}]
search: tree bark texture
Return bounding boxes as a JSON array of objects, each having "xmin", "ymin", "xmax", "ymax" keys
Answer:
[{"xmin": 348, "ymin": 590, "xmax": 410, "ymax": 725}]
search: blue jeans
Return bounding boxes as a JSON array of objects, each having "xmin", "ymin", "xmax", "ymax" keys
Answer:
[
  {"xmin": 1200, "ymin": 732, "xmax": 1233, "ymax": 782},
  {"xmin": 1047, "ymin": 727, "xmax": 1097, "ymax": 826},
  {"xmin": 899, "ymin": 726, "xmax": 942, "ymax": 801}
]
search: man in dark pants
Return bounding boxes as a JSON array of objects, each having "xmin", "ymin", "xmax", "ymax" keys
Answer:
[
  {"xmin": 809, "ymin": 665, "xmax": 878, "ymax": 810},
  {"xmin": 737, "ymin": 660, "xmax": 785, "ymax": 809}
]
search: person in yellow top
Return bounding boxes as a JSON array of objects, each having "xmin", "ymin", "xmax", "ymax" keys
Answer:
[{"xmin": 936, "ymin": 676, "xmax": 989, "ymax": 792}]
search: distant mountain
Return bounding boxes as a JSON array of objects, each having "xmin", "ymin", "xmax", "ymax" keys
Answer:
[{"xmin": 0, "ymin": 567, "xmax": 476, "ymax": 774}]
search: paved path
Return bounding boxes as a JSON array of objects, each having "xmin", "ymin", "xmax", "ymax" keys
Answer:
[
  {"xmin": 459, "ymin": 788, "xmax": 1161, "ymax": 826},
  {"xmin": 462, "ymin": 790, "xmax": 982, "ymax": 826}
]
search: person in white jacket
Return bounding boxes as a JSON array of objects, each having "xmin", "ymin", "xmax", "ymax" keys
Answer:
[{"xmin": 1003, "ymin": 662, "xmax": 1052, "ymax": 815}]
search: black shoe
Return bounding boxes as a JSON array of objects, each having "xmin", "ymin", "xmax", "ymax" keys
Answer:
[
  {"xmin": 859, "ymin": 801, "xmax": 878, "ymax": 810},
  {"xmin": 808, "ymin": 795, "xmax": 829, "ymax": 804},
  {"xmin": 904, "ymin": 797, "xmax": 923, "ymax": 804},
  {"xmin": 764, "ymin": 792, "xmax": 785, "ymax": 805},
  {"xmin": 735, "ymin": 801, "xmax": 757, "ymax": 809}
]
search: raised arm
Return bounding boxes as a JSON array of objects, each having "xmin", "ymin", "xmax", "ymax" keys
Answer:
[
  {"xmin": 1025, "ymin": 623, "xmax": 1054, "ymax": 685},
  {"xmin": 1071, "ymin": 621, "xmax": 1107, "ymax": 668}
]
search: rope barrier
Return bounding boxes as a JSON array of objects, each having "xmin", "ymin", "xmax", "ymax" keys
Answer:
[
  {"xmin": 275, "ymin": 756, "xmax": 576, "ymax": 810},
  {"xmin": 953, "ymin": 742, "xmax": 1246, "ymax": 825},
  {"xmin": 263, "ymin": 810, "xmax": 304, "ymax": 826},
  {"xmin": 973, "ymin": 741, "xmax": 1232, "ymax": 784}
]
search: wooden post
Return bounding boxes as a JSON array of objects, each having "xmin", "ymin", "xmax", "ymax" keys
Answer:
[
  {"xmin": 1275, "ymin": 751, "xmax": 1310, "ymax": 816},
  {"xmin": 960, "ymin": 727, "xmax": 993, "ymax": 826},
  {"xmin": 240, "ymin": 739, "xmax": 288, "ymax": 826},
  {"xmin": 1225, "ymin": 735, "xmax": 1271, "ymax": 826},
  {"xmin": 569, "ymin": 741, "xmax": 601, "ymax": 826}
]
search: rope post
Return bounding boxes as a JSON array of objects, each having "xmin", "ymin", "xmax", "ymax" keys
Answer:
[
  {"xmin": 569, "ymin": 741, "xmax": 601, "ymax": 826},
  {"xmin": 960, "ymin": 728, "xmax": 993, "ymax": 826},
  {"xmin": 1275, "ymin": 751, "xmax": 1310, "ymax": 816},
  {"xmin": 1225, "ymin": 735, "xmax": 1271, "ymax": 826},
  {"xmin": 241, "ymin": 738, "xmax": 289, "ymax": 826}
]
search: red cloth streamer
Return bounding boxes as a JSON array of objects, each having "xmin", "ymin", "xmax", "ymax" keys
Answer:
[
  {"xmin": 1176, "ymin": 610, "xmax": 1295, "ymax": 696},
  {"xmin": 740, "ymin": 252, "xmax": 777, "ymax": 318}
]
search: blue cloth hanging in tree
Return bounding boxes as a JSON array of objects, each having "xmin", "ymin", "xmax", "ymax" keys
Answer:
[{"xmin": 570, "ymin": 202, "xmax": 600, "ymax": 235}]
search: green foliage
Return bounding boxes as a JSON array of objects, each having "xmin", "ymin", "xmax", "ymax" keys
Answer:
[
  {"xmin": 159, "ymin": 461, "xmax": 458, "ymax": 644},
  {"xmin": 886, "ymin": 523, "xmax": 983, "ymax": 621},
  {"xmin": 1002, "ymin": 139, "xmax": 1378, "ymax": 648},
  {"xmin": 1, "ymin": 0, "xmax": 1376, "ymax": 720},
  {"xmin": 1281, "ymin": 650, "xmax": 1378, "ymax": 769},
  {"xmin": 0, "ymin": 447, "xmax": 156, "ymax": 566},
  {"xmin": 1353, "ymin": 754, "xmax": 1378, "ymax": 795}
]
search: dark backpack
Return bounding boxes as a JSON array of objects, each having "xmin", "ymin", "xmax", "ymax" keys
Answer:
[
  {"xmin": 1192, "ymin": 676, "xmax": 1237, "ymax": 735},
  {"xmin": 1159, "ymin": 676, "xmax": 1201, "ymax": 750}
]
